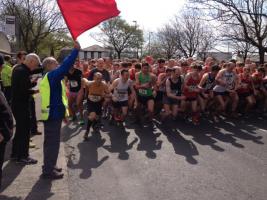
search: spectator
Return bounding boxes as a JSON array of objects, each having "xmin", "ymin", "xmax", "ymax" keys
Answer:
[
  {"xmin": 13, "ymin": 51, "xmax": 27, "ymax": 70},
  {"xmin": 0, "ymin": 55, "xmax": 4, "ymax": 91},
  {"xmin": 0, "ymin": 91, "xmax": 13, "ymax": 188},
  {"xmin": 1, "ymin": 55, "xmax": 13, "ymax": 104},
  {"xmin": 11, "ymin": 53, "xmax": 41, "ymax": 164}
]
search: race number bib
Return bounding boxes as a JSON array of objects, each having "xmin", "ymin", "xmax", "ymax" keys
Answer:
[
  {"xmin": 138, "ymin": 89, "xmax": 148, "ymax": 95},
  {"xmin": 189, "ymin": 85, "xmax": 197, "ymax": 91},
  {"xmin": 226, "ymin": 81, "xmax": 235, "ymax": 90},
  {"xmin": 171, "ymin": 90, "xmax": 179, "ymax": 95},
  {"xmin": 205, "ymin": 83, "xmax": 213, "ymax": 90},
  {"xmin": 88, "ymin": 95, "xmax": 102, "ymax": 102},
  {"xmin": 70, "ymin": 80, "xmax": 78, "ymax": 88},
  {"xmin": 225, "ymin": 74, "xmax": 235, "ymax": 90},
  {"xmin": 118, "ymin": 93, "xmax": 126, "ymax": 100}
]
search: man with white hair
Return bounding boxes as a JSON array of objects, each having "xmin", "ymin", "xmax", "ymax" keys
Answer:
[
  {"xmin": 11, "ymin": 53, "xmax": 41, "ymax": 165},
  {"xmin": 39, "ymin": 41, "xmax": 80, "ymax": 179}
]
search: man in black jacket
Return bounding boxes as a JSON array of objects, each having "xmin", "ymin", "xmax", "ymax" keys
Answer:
[
  {"xmin": 0, "ymin": 91, "xmax": 13, "ymax": 189},
  {"xmin": 11, "ymin": 53, "xmax": 40, "ymax": 165},
  {"xmin": 0, "ymin": 55, "xmax": 4, "ymax": 91}
]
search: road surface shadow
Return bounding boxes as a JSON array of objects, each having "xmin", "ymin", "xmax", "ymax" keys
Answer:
[
  {"xmin": 133, "ymin": 124, "xmax": 163, "ymax": 159},
  {"xmin": 102, "ymin": 123, "xmax": 138, "ymax": 160},
  {"xmin": 1, "ymin": 161, "xmax": 24, "ymax": 193},
  {"xmin": 66, "ymin": 131, "xmax": 109, "ymax": 179},
  {"xmin": 216, "ymin": 118, "xmax": 264, "ymax": 145},
  {"xmin": 24, "ymin": 179, "xmax": 53, "ymax": 200},
  {"xmin": 61, "ymin": 122, "xmax": 85, "ymax": 142},
  {"xmin": 154, "ymin": 121, "xmax": 199, "ymax": 164},
  {"xmin": 0, "ymin": 195, "xmax": 22, "ymax": 200},
  {"xmin": 175, "ymin": 119, "xmax": 244, "ymax": 150}
]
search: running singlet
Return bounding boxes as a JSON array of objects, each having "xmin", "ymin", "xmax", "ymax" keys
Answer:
[
  {"xmin": 213, "ymin": 70, "xmax": 236, "ymax": 92},
  {"xmin": 237, "ymin": 74, "xmax": 252, "ymax": 94},
  {"xmin": 158, "ymin": 73, "xmax": 168, "ymax": 93},
  {"xmin": 202, "ymin": 73, "xmax": 215, "ymax": 91},
  {"xmin": 83, "ymin": 70, "xmax": 90, "ymax": 78},
  {"xmin": 66, "ymin": 68, "xmax": 82, "ymax": 93},
  {"xmin": 224, "ymin": 71, "xmax": 236, "ymax": 90},
  {"xmin": 138, "ymin": 73, "xmax": 153, "ymax": 97},
  {"xmin": 169, "ymin": 77, "xmax": 182, "ymax": 96},
  {"xmin": 263, "ymin": 77, "xmax": 267, "ymax": 90},
  {"xmin": 235, "ymin": 67, "xmax": 243, "ymax": 74},
  {"xmin": 155, "ymin": 66, "xmax": 166, "ymax": 76},
  {"xmin": 183, "ymin": 75, "xmax": 200, "ymax": 98},
  {"xmin": 252, "ymin": 73, "xmax": 262, "ymax": 89},
  {"xmin": 113, "ymin": 78, "xmax": 132, "ymax": 102},
  {"xmin": 110, "ymin": 70, "xmax": 120, "ymax": 81},
  {"xmin": 129, "ymin": 68, "xmax": 136, "ymax": 81},
  {"xmin": 87, "ymin": 82, "xmax": 108, "ymax": 102}
]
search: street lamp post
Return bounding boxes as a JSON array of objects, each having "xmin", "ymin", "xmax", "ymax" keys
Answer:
[
  {"xmin": 133, "ymin": 20, "xmax": 138, "ymax": 59},
  {"xmin": 148, "ymin": 31, "xmax": 152, "ymax": 55}
]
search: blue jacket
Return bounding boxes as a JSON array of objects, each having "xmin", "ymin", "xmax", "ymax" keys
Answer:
[{"xmin": 47, "ymin": 49, "xmax": 78, "ymax": 120}]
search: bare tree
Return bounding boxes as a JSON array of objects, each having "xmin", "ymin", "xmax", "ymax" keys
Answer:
[
  {"xmin": 190, "ymin": 0, "xmax": 267, "ymax": 63},
  {"xmin": 95, "ymin": 17, "xmax": 144, "ymax": 59},
  {"xmin": 231, "ymin": 40, "xmax": 256, "ymax": 62},
  {"xmin": 156, "ymin": 24, "xmax": 178, "ymax": 59},
  {"xmin": 172, "ymin": 10, "xmax": 216, "ymax": 58},
  {"xmin": 1, "ymin": 0, "xmax": 65, "ymax": 53},
  {"xmin": 144, "ymin": 9, "xmax": 215, "ymax": 59}
]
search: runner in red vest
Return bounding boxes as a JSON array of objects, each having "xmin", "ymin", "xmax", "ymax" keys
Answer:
[
  {"xmin": 237, "ymin": 66, "xmax": 256, "ymax": 113},
  {"xmin": 181, "ymin": 63, "xmax": 202, "ymax": 125}
]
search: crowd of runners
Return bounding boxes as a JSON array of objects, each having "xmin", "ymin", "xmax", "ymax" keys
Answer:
[
  {"xmin": 1, "ymin": 41, "xmax": 267, "ymax": 181},
  {"xmin": 64, "ymin": 55, "xmax": 267, "ymax": 140}
]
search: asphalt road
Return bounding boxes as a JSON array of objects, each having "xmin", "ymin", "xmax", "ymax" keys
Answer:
[{"xmin": 62, "ymin": 114, "xmax": 267, "ymax": 200}]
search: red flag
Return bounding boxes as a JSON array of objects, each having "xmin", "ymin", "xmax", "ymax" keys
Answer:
[{"xmin": 57, "ymin": 0, "xmax": 120, "ymax": 39}]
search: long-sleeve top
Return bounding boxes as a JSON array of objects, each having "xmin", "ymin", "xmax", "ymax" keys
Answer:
[
  {"xmin": 11, "ymin": 64, "xmax": 37, "ymax": 105},
  {"xmin": 1, "ymin": 63, "xmax": 12, "ymax": 87},
  {"xmin": 47, "ymin": 48, "xmax": 79, "ymax": 120},
  {"xmin": 0, "ymin": 91, "xmax": 13, "ymax": 142}
]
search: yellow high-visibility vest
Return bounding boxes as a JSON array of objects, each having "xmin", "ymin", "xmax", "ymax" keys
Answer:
[{"xmin": 39, "ymin": 73, "xmax": 69, "ymax": 121}]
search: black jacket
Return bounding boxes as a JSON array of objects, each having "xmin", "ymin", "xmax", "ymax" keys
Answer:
[
  {"xmin": 0, "ymin": 91, "xmax": 13, "ymax": 142},
  {"xmin": 11, "ymin": 64, "xmax": 37, "ymax": 105}
]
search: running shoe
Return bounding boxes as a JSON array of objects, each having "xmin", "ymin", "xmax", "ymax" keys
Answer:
[
  {"xmin": 213, "ymin": 116, "xmax": 219, "ymax": 123},
  {"xmin": 79, "ymin": 120, "xmax": 85, "ymax": 125},
  {"xmin": 16, "ymin": 157, "xmax": 38, "ymax": 165},
  {"xmin": 83, "ymin": 132, "xmax": 89, "ymax": 141},
  {"xmin": 31, "ymin": 131, "xmax": 42, "ymax": 136},
  {"xmin": 114, "ymin": 115, "xmax": 122, "ymax": 122},
  {"xmin": 29, "ymin": 141, "xmax": 36, "ymax": 148},
  {"xmin": 41, "ymin": 171, "xmax": 64, "ymax": 180},
  {"xmin": 71, "ymin": 115, "xmax": 77, "ymax": 121},
  {"xmin": 192, "ymin": 116, "xmax": 200, "ymax": 125},
  {"xmin": 230, "ymin": 112, "xmax": 239, "ymax": 118}
]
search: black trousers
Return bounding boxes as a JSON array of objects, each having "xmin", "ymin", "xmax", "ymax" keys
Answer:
[
  {"xmin": 30, "ymin": 97, "xmax": 38, "ymax": 134},
  {"xmin": 3, "ymin": 86, "xmax": 11, "ymax": 105},
  {"xmin": 0, "ymin": 142, "xmax": 6, "ymax": 187},
  {"xmin": 11, "ymin": 103, "xmax": 31, "ymax": 159}
]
